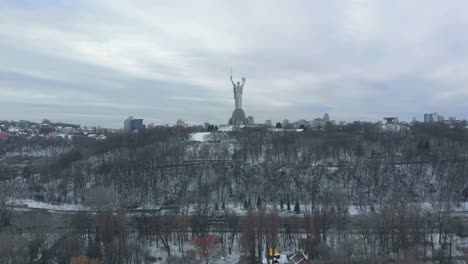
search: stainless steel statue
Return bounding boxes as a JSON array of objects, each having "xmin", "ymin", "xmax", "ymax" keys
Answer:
[{"xmin": 230, "ymin": 75, "xmax": 246, "ymax": 110}]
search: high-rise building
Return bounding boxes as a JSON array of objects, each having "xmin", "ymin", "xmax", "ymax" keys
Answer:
[
  {"xmin": 124, "ymin": 116, "xmax": 145, "ymax": 133},
  {"xmin": 424, "ymin": 114, "xmax": 431, "ymax": 123},
  {"xmin": 176, "ymin": 119, "xmax": 188, "ymax": 127},
  {"xmin": 265, "ymin": 120, "xmax": 272, "ymax": 127},
  {"xmin": 294, "ymin": 119, "xmax": 308, "ymax": 128},
  {"xmin": 424, "ymin": 113, "xmax": 440, "ymax": 123},
  {"xmin": 323, "ymin": 113, "xmax": 330, "ymax": 122},
  {"xmin": 311, "ymin": 118, "xmax": 325, "ymax": 128}
]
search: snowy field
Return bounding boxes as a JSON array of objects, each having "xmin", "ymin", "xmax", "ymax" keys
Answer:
[
  {"xmin": 12, "ymin": 199, "xmax": 88, "ymax": 211},
  {"xmin": 11, "ymin": 198, "xmax": 468, "ymax": 217},
  {"xmin": 190, "ymin": 132, "xmax": 212, "ymax": 142}
]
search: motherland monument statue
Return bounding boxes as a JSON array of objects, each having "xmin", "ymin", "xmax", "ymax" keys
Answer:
[
  {"xmin": 228, "ymin": 72, "xmax": 248, "ymax": 126},
  {"xmin": 230, "ymin": 75, "xmax": 246, "ymax": 109}
]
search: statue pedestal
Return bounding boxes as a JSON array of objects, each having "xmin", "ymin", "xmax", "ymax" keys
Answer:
[{"xmin": 229, "ymin": 109, "xmax": 247, "ymax": 126}]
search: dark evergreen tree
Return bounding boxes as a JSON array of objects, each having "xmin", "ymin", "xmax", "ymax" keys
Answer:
[
  {"xmin": 86, "ymin": 241, "xmax": 102, "ymax": 260},
  {"xmin": 425, "ymin": 140, "xmax": 430, "ymax": 150},
  {"xmin": 417, "ymin": 141, "xmax": 424, "ymax": 151},
  {"xmin": 275, "ymin": 122, "xmax": 282, "ymax": 129},
  {"xmin": 294, "ymin": 200, "xmax": 301, "ymax": 214},
  {"xmin": 355, "ymin": 143, "xmax": 365, "ymax": 157}
]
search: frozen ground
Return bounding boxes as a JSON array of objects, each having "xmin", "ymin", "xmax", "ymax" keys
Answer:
[
  {"xmin": 218, "ymin": 125, "xmax": 234, "ymax": 132},
  {"xmin": 11, "ymin": 198, "xmax": 468, "ymax": 218},
  {"xmin": 190, "ymin": 132, "xmax": 212, "ymax": 142},
  {"xmin": 12, "ymin": 199, "xmax": 88, "ymax": 211}
]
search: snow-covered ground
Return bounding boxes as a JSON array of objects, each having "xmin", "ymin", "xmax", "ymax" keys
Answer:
[
  {"xmin": 268, "ymin": 128, "xmax": 304, "ymax": 132},
  {"xmin": 12, "ymin": 199, "xmax": 87, "ymax": 211},
  {"xmin": 218, "ymin": 125, "xmax": 234, "ymax": 132},
  {"xmin": 454, "ymin": 202, "xmax": 468, "ymax": 212},
  {"xmin": 190, "ymin": 132, "xmax": 212, "ymax": 142},
  {"xmin": 12, "ymin": 198, "xmax": 468, "ymax": 219}
]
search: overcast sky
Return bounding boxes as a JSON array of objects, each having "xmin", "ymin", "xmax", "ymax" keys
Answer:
[{"xmin": 1, "ymin": 0, "xmax": 468, "ymax": 128}]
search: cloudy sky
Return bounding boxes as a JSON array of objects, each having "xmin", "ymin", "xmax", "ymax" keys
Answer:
[{"xmin": 1, "ymin": 0, "xmax": 468, "ymax": 128}]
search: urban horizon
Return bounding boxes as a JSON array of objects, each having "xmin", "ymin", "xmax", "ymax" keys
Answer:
[{"xmin": 2, "ymin": 111, "xmax": 466, "ymax": 130}]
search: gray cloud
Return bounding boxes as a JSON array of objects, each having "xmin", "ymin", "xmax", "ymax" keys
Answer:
[{"xmin": 1, "ymin": 0, "xmax": 467, "ymax": 127}]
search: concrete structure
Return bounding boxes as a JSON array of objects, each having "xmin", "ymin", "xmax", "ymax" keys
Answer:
[
  {"xmin": 124, "ymin": 116, "xmax": 145, "ymax": 133},
  {"xmin": 382, "ymin": 117, "xmax": 400, "ymax": 132},
  {"xmin": 382, "ymin": 117, "xmax": 411, "ymax": 134},
  {"xmin": 265, "ymin": 120, "xmax": 272, "ymax": 127},
  {"xmin": 229, "ymin": 109, "xmax": 247, "ymax": 126},
  {"xmin": 247, "ymin": 116, "xmax": 254, "ymax": 125}
]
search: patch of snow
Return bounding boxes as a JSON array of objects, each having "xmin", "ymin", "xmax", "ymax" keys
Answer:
[
  {"xmin": 454, "ymin": 202, "xmax": 468, "ymax": 212},
  {"xmin": 190, "ymin": 132, "xmax": 212, "ymax": 142},
  {"xmin": 13, "ymin": 199, "xmax": 87, "ymax": 211},
  {"xmin": 218, "ymin": 125, "xmax": 234, "ymax": 132},
  {"xmin": 262, "ymin": 254, "xmax": 289, "ymax": 264},
  {"xmin": 269, "ymin": 128, "xmax": 284, "ymax": 132}
]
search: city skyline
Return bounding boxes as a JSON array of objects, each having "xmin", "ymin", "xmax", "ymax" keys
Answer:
[{"xmin": 1, "ymin": 1, "xmax": 468, "ymax": 128}]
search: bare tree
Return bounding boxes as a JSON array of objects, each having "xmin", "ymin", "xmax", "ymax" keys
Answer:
[
  {"xmin": 0, "ymin": 185, "xmax": 14, "ymax": 232},
  {"xmin": 192, "ymin": 234, "xmax": 224, "ymax": 264}
]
